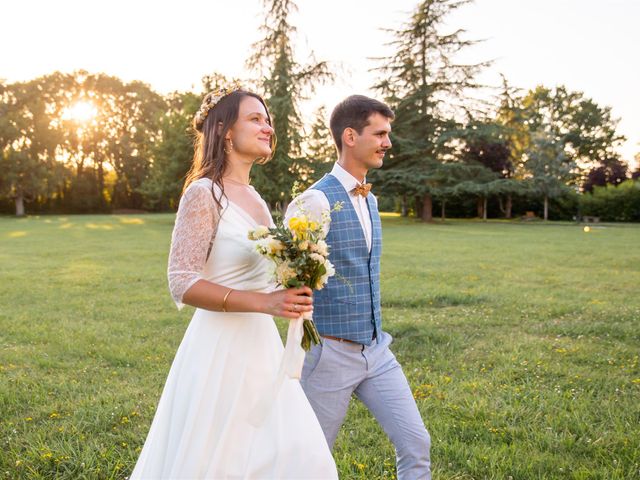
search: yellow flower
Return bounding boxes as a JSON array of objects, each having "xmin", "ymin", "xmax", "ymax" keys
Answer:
[
  {"xmin": 288, "ymin": 215, "xmax": 309, "ymax": 239},
  {"xmin": 288, "ymin": 215, "xmax": 307, "ymax": 231}
]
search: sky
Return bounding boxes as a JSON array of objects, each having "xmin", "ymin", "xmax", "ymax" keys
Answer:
[{"xmin": 2, "ymin": 0, "xmax": 639, "ymax": 168}]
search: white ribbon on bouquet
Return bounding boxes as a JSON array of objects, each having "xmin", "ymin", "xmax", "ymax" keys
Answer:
[{"xmin": 247, "ymin": 311, "xmax": 308, "ymax": 426}]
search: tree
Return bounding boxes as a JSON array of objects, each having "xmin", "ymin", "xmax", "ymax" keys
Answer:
[
  {"xmin": 92, "ymin": 76, "xmax": 165, "ymax": 210},
  {"xmin": 518, "ymin": 85, "xmax": 625, "ymax": 180},
  {"xmin": 631, "ymin": 152, "xmax": 640, "ymax": 181},
  {"xmin": 139, "ymin": 91, "xmax": 200, "ymax": 210},
  {"xmin": 525, "ymin": 132, "xmax": 575, "ymax": 220},
  {"xmin": 495, "ymin": 82, "xmax": 625, "ymax": 217},
  {"xmin": 0, "ymin": 76, "xmax": 71, "ymax": 216},
  {"xmin": 303, "ymin": 106, "xmax": 335, "ymax": 184},
  {"xmin": 495, "ymin": 75, "xmax": 529, "ymax": 175},
  {"xmin": 427, "ymin": 161, "xmax": 490, "ymax": 220},
  {"xmin": 583, "ymin": 157, "xmax": 629, "ymax": 192},
  {"xmin": 458, "ymin": 121, "xmax": 523, "ymax": 218},
  {"xmin": 247, "ymin": 0, "xmax": 332, "ymax": 208},
  {"xmin": 54, "ymin": 71, "xmax": 164, "ymax": 212},
  {"xmin": 451, "ymin": 164, "xmax": 499, "ymax": 220},
  {"xmin": 371, "ymin": 0, "xmax": 488, "ymax": 222}
]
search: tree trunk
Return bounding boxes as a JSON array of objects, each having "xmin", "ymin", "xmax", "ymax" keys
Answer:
[
  {"xmin": 483, "ymin": 197, "xmax": 488, "ymax": 221},
  {"xmin": 544, "ymin": 195, "xmax": 549, "ymax": 221},
  {"xmin": 97, "ymin": 161, "xmax": 106, "ymax": 210},
  {"xmin": 415, "ymin": 195, "xmax": 423, "ymax": 220},
  {"xmin": 476, "ymin": 197, "xmax": 483, "ymax": 218},
  {"xmin": 401, "ymin": 195, "xmax": 408, "ymax": 217},
  {"xmin": 15, "ymin": 193, "xmax": 25, "ymax": 217},
  {"xmin": 505, "ymin": 194, "xmax": 512, "ymax": 219},
  {"xmin": 76, "ymin": 157, "xmax": 85, "ymax": 177},
  {"xmin": 421, "ymin": 193, "xmax": 433, "ymax": 222},
  {"xmin": 441, "ymin": 199, "xmax": 446, "ymax": 222}
]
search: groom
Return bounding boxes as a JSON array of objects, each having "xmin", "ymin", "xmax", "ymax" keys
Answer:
[{"xmin": 285, "ymin": 95, "xmax": 431, "ymax": 479}]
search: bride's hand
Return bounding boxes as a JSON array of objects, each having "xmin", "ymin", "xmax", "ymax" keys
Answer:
[{"xmin": 263, "ymin": 287, "xmax": 313, "ymax": 319}]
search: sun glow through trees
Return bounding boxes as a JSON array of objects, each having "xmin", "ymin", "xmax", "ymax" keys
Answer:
[{"xmin": 62, "ymin": 100, "xmax": 97, "ymax": 123}]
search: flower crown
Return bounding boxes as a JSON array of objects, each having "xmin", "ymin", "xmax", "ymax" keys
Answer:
[{"xmin": 194, "ymin": 82, "xmax": 243, "ymax": 127}]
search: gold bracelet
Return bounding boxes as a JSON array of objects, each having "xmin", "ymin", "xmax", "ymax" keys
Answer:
[{"xmin": 222, "ymin": 288, "xmax": 234, "ymax": 312}]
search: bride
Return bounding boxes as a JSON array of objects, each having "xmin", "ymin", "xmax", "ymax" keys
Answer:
[{"xmin": 130, "ymin": 86, "xmax": 338, "ymax": 479}]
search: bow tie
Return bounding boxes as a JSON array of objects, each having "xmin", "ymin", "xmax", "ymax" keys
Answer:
[{"xmin": 352, "ymin": 183, "xmax": 372, "ymax": 197}]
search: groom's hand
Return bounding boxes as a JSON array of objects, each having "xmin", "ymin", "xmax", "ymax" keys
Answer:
[{"xmin": 262, "ymin": 287, "xmax": 313, "ymax": 319}]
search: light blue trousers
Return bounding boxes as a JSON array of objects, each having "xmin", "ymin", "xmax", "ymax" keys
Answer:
[{"xmin": 301, "ymin": 331, "xmax": 431, "ymax": 480}]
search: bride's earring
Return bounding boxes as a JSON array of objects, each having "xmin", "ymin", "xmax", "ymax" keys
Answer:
[{"xmin": 224, "ymin": 139, "xmax": 234, "ymax": 154}]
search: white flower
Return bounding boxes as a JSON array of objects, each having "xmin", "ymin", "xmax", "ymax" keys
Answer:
[
  {"xmin": 255, "ymin": 237, "xmax": 272, "ymax": 255},
  {"xmin": 275, "ymin": 262, "xmax": 297, "ymax": 285},
  {"xmin": 268, "ymin": 238, "xmax": 285, "ymax": 255},
  {"xmin": 316, "ymin": 260, "xmax": 335, "ymax": 289},
  {"xmin": 324, "ymin": 259, "xmax": 335, "ymax": 277},
  {"xmin": 310, "ymin": 253, "xmax": 324, "ymax": 264},
  {"xmin": 315, "ymin": 240, "xmax": 328, "ymax": 257},
  {"xmin": 249, "ymin": 225, "xmax": 270, "ymax": 240},
  {"xmin": 298, "ymin": 240, "xmax": 309, "ymax": 251}
]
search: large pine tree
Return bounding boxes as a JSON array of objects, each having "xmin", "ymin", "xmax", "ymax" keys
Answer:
[
  {"xmin": 304, "ymin": 106, "xmax": 335, "ymax": 184},
  {"xmin": 246, "ymin": 0, "xmax": 332, "ymax": 209},
  {"xmin": 372, "ymin": 0, "xmax": 488, "ymax": 221}
]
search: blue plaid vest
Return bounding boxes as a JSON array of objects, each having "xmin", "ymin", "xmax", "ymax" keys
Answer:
[{"xmin": 311, "ymin": 174, "xmax": 382, "ymax": 345}]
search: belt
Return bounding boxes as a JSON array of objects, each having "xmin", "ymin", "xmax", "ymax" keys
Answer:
[{"xmin": 321, "ymin": 335, "xmax": 360, "ymax": 345}]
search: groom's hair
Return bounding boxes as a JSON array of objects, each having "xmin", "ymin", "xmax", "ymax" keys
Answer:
[{"xmin": 330, "ymin": 95, "xmax": 394, "ymax": 152}]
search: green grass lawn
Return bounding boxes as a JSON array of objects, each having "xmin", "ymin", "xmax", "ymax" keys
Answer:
[{"xmin": 1, "ymin": 214, "xmax": 639, "ymax": 479}]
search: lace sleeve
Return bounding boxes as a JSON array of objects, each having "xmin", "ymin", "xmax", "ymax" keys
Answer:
[{"xmin": 167, "ymin": 181, "xmax": 218, "ymax": 309}]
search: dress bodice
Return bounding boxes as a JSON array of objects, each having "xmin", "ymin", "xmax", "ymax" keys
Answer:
[
  {"xmin": 203, "ymin": 199, "xmax": 273, "ymax": 292},
  {"xmin": 167, "ymin": 178, "xmax": 274, "ymax": 308}
]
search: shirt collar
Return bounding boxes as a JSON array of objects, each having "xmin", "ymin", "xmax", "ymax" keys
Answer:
[{"xmin": 330, "ymin": 162, "xmax": 366, "ymax": 195}]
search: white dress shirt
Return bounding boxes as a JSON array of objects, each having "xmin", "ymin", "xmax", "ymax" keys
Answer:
[{"xmin": 285, "ymin": 163, "xmax": 375, "ymax": 252}]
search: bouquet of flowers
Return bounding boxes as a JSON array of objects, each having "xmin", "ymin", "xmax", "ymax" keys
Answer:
[{"xmin": 249, "ymin": 202, "xmax": 342, "ymax": 351}]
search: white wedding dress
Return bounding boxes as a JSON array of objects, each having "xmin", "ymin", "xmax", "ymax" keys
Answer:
[{"xmin": 130, "ymin": 178, "xmax": 337, "ymax": 479}]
